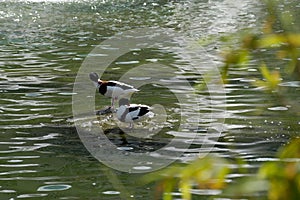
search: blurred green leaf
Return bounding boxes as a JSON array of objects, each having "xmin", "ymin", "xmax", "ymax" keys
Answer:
[
  {"xmin": 223, "ymin": 176, "xmax": 268, "ymax": 196},
  {"xmin": 144, "ymin": 139, "xmax": 300, "ymax": 200},
  {"xmin": 179, "ymin": 179, "xmax": 191, "ymax": 200},
  {"xmin": 279, "ymin": 138, "xmax": 300, "ymax": 159},
  {"xmin": 253, "ymin": 63, "xmax": 281, "ymax": 92},
  {"xmin": 258, "ymin": 34, "xmax": 300, "ymax": 48},
  {"xmin": 258, "ymin": 34, "xmax": 286, "ymax": 48},
  {"xmin": 259, "ymin": 138, "xmax": 300, "ymax": 200},
  {"xmin": 162, "ymin": 178, "xmax": 176, "ymax": 200},
  {"xmin": 286, "ymin": 34, "xmax": 300, "ymax": 47},
  {"xmin": 142, "ymin": 156, "xmax": 230, "ymax": 200}
]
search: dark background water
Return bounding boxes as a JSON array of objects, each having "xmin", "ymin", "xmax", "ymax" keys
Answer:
[{"xmin": 0, "ymin": 0, "xmax": 299, "ymax": 199}]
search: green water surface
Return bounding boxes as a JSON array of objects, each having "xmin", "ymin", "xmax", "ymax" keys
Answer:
[{"xmin": 0, "ymin": 0, "xmax": 299, "ymax": 199}]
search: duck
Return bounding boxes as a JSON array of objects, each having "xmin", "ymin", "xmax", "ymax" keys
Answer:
[
  {"xmin": 116, "ymin": 98, "xmax": 151, "ymax": 128},
  {"xmin": 89, "ymin": 72, "xmax": 139, "ymax": 108}
]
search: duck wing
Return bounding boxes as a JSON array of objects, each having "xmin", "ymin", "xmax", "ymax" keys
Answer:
[
  {"xmin": 110, "ymin": 81, "xmax": 139, "ymax": 91},
  {"xmin": 129, "ymin": 105, "xmax": 150, "ymax": 119}
]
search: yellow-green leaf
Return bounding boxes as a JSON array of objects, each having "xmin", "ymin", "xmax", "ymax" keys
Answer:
[
  {"xmin": 179, "ymin": 179, "xmax": 191, "ymax": 200},
  {"xmin": 258, "ymin": 34, "xmax": 286, "ymax": 48}
]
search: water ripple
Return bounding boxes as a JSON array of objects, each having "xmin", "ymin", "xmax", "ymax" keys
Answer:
[
  {"xmin": 0, "ymin": 0, "xmax": 298, "ymax": 199},
  {"xmin": 12, "ymin": 133, "xmax": 60, "ymax": 141},
  {"xmin": 37, "ymin": 184, "xmax": 72, "ymax": 191}
]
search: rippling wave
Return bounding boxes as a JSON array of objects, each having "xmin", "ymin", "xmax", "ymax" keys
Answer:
[{"xmin": 0, "ymin": 0, "xmax": 299, "ymax": 199}]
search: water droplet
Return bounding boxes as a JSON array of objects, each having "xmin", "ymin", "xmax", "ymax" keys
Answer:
[
  {"xmin": 129, "ymin": 77, "xmax": 151, "ymax": 81},
  {"xmin": 54, "ymin": 68, "xmax": 71, "ymax": 72},
  {"xmin": 146, "ymin": 58, "xmax": 159, "ymax": 62},
  {"xmin": 279, "ymin": 81, "xmax": 300, "ymax": 87},
  {"xmin": 102, "ymin": 191, "xmax": 120, "ymax": 195},
  {"xmin": 117, "ymin": 147, "xmax": 133, "ymax": 151},
  {"xmin": 268, "ymin": 106, "xmax": 288, "ymax": 111},
  {"xmin": 115, "ymin": 61, "xmax": 139, "ymax": 65},
  {"xmin": 0, "ymin": 189, "xmax": 16, "ymax": 193},
  {"xmin": 25, "ymin": 93, "xmax": 42, "ymax": 97},
  {"xmin": 17, "ymin": 194, "xmax": 48, "ymax": 198},
  {"xmin": 247, "ymin": 68, "xmax": 257, "ymax": 72},
  {"xmin": 132, "ymin": 166, "xmax": 152, "ymax": 170},
  {"xmin": 58, "ymin": 92, "xmax": 77, "ymax": 96},
  {"xmin": 7, "ymin": 159, "xmax": 23, "ymax": 163},
  {"xmin": 37, "ymin": 184, "xmax": 71, "ymax": 192},
  {"xmin": 87, "ymin": 53, "xmax": 108, "ymax": 57}
]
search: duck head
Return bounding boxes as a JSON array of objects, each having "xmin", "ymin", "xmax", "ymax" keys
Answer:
[
  {"xmin": 89, "ymin": 72, "xmax": 103, "ymax": 88},
  {"xmin": 89, "ymin": 72, "xmax": 99, "ymax": 82}
]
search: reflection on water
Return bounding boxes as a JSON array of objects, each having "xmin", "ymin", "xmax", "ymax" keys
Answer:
[{"xmin": 0, "ymin": 0, "xmax": 299, "ymax": 199}]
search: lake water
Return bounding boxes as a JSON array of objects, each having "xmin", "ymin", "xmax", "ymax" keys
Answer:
[{"xmin": 0, "ymin": 0, "xmax": 299, "ymax": 199}]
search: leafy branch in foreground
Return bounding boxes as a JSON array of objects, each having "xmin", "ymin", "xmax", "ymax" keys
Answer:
[
  {"xmin": 221, "ymin": 0, "xmax": 300, "ymax": 91},
  {"xmin": 253, "ymin": 63, "xmax": 282, "ymax": 92},
  {"xmin": 225, "ymin": 138, "xmax": 300, "ymax": 200},
  {"xmin": 259, "ymin": 138, "xmax": 300, "ymax": 200},
  {"xmin": 143, "ymin": 139, "xmax": 300, "ymax": 200},
  {"xmin": 142, "ymin": 157, "xmax": 230, "ymax": 200}
]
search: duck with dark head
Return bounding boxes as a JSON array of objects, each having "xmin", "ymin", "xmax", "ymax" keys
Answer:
[
  {"xmin": 89, "ymin": 72, "xmax": 139, "ymax": 109},
  {"xmin": 116, "ymin": 98, "xmax": 151, "ymax": 129}
]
